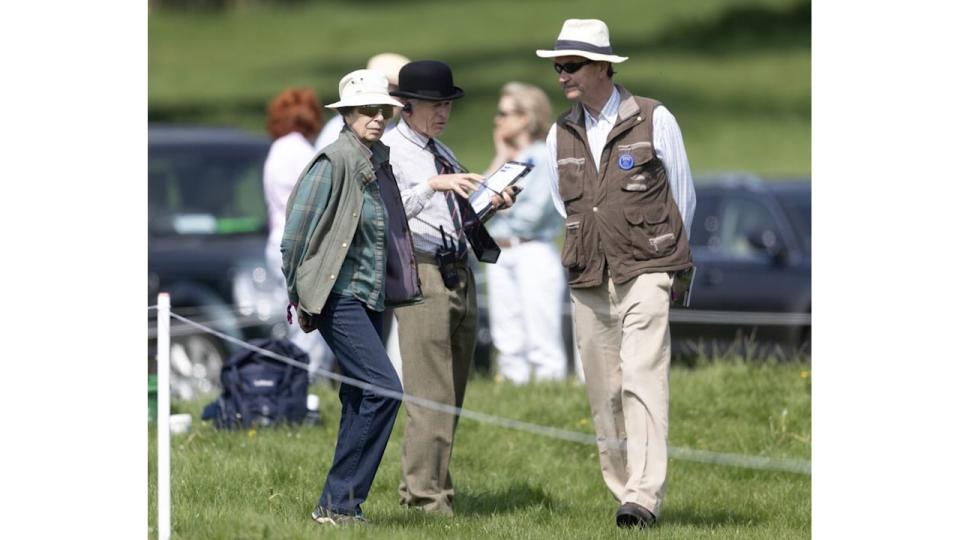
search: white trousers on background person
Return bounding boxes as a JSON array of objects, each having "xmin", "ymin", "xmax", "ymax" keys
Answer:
[{"xmin": 487, "ymin": 240, "xmax": 567, "ymax": 383}]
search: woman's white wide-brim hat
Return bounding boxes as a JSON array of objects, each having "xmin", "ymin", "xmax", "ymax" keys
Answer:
[
  {"xmin": 535, "ymin": 19, "xmax": 628, "ymax": 63},
  {"xmin": 326, "ymin": 69, "xmax": 404, "ymax": 109}
]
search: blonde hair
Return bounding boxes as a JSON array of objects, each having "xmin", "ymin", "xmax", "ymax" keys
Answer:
[{"xmin": 500, "ymin": 82, "xmax": 552, "ymax": 141}]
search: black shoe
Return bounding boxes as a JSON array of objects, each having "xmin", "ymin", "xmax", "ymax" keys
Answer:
[{"xmin": 616, "ymin": 502, "xmax": 656, "ymax": 529}]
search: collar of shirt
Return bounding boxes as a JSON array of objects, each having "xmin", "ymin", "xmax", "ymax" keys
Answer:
[
  {"xmin": 395, "ymin": 118, "xmax": 430, "ymax": 150},
  {"xmin": 394, "ymin": 118, "xmax": 462, "ymax": 172},
  {"xmin": 343, "ymin": 127, "xmax": 393, "ymax": 171},
  {"xmin": 582, "ymin": 87, "xmax": 621, "ymax": 129},
  {"xmin": 345, "ymin": 129, "xmax": 373, "ymax": 159}
]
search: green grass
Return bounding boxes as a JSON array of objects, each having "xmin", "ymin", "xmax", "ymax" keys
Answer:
[
  {"xmin": 148, "ymin": 359, "xmax": 811, "ymax": 538},
  {"xmin": 148, "ymin": 0, "xmax": 810, "ymax": 177}
]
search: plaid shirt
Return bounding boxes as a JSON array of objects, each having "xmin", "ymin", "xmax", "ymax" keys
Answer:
[{"xmin": 282, "ymin": 131, "xmax": 391, "ymax": 312}]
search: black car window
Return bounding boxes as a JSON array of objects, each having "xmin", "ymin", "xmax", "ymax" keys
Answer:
[
  {"xmin": 688, "ymin": 193, "xmax": 720, "ymax": 247},
  {"xmin": 149, "ymin": 146, "xmax": 267, "ymax": 236},
  {"xmin": 777, "ymin": 194, "xmax": 811, "ymax": 253},
  {"xmin": 716, "ymin": 195, "xmax": 780, "ymax": 260}
]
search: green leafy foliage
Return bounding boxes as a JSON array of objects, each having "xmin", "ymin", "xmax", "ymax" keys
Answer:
[{"xmin": 149, "ymin": 0, "xmax": 810, "ymax": 176}]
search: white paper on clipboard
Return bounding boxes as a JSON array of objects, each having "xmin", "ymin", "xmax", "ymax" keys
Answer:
[{"xmin": 468, "ymin": 160, "xmax": 532, "ymax": 220}]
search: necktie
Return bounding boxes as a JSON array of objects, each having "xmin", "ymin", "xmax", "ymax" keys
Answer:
[{"xmin": 426, "ymin": 139, "xmax": 467, "ymax": 257}]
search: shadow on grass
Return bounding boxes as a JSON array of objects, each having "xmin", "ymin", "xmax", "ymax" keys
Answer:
[
  {"xmin": 370, "ymin": 483, "xmax": 563, "ymax": 528},
  {"xmin": 456, "ymin": 483, "xmax": 564, "ymax": 517},
  {"xmin": 662, "ymin": 505, "xmax": 760, "ymax": 528}
]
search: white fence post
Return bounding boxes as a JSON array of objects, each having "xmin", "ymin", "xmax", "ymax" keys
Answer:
[{"xmin": 157, "ymin": 293, "xmax": 171, "ymax": 540}]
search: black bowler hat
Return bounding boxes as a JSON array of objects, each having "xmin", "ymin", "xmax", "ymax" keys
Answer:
[{"xmin": 390, "ymin": 60, "xmax": 465, "ymax": 101}]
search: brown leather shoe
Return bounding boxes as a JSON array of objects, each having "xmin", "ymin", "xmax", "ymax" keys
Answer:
[{"xmin": 616, "ymin": 502, "xmax": 656, "ymax": 528}]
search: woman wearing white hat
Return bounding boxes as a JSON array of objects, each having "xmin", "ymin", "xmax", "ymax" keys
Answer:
[{"xmin": 280, "ymin": 69, "xmax": 422, "ymax": 526}]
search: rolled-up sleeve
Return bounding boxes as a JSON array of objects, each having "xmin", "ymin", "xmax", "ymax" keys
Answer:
[
  {"xmin": 653, "ymin": 106, "xmax": 695, "ymax": 236},
  {"xmin": 544, "ymin": 123, "xmax": 566, "ymax": 219},
  {"xmin": 280, "ymin": 158, "xmax": 333, "ymax": 303}
]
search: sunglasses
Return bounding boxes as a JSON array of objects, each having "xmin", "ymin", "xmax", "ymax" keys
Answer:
[
  {"xmin": 553, "ymin": 59, "xmax": 593, "ymax": 74},
  {"xmin": 356, "ymin": 105, "xmax": 394, "ymax": 120}
]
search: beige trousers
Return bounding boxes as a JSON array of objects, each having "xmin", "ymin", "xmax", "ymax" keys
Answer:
[
  {"xmin": 571, "ymin": 270, "xmax": 673, "ymax": 516},
  {"xmin": 395, "ymin": 259, "xmax": 476, "ymax": 515}
]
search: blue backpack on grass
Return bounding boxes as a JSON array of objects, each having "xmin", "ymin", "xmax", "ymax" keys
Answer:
[{"xmin": 202, "ymin": 338, "xmax": 310, "ymax": 429}]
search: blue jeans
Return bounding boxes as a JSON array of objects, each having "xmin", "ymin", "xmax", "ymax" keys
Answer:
[{"xmin": 314, "ymin": 294, "xmax": 402, "ymax": 515}]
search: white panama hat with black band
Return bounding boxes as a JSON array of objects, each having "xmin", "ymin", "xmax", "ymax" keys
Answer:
[
  {"xmin": 535, "ymin": 19, "xmax": 628, "ymax": 63},
  {"xmin": 326, "ymin": 69, "xmax": 404, "ymax": 110}
]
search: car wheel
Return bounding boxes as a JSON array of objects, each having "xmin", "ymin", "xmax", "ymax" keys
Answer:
[{"xmin": 169, "ymin": 334, "xmax": 225, "ymax": 400}]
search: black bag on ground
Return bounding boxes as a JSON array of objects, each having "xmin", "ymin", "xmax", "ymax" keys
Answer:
[{"xmin": 202, "ymin": 338, "xmax": 310, "ymax": 429}]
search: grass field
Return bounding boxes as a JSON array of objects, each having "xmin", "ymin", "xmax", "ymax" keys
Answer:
[
  {"xmin": 148, "ymin": 359, "xmax": 811, "ymax": 539},
  {"xmin": 148, "ymin": 0, "xmax": 810, "ymax": 176}
]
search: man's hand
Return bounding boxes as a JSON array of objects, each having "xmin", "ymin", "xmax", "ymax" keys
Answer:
[
  {"xmin": 428, "ymin": 173, "xmax": 484, "ymax": 199},
  {"xmin": 490, "ymin": 185, "xmax": 520, "ymax": 212}
]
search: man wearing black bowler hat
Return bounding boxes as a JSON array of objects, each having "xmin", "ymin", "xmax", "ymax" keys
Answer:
[
  {"xmin": 382, "ymin": 60, "xmax": 515, "ymax": 516},
  {"xmin": 537, "ymin": 19, "xmax": 697, "ymax": 529}
]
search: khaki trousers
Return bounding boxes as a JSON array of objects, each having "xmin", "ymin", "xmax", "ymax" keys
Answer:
[
  {"xmin": 395, "ymin": 259, "xmax": 476, "ymax": 515},
  {"xmin": 571, "ymin": 270, "xmax": 673, "ymax": 516}
]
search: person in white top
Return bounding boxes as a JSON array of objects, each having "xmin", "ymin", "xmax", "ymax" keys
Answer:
[
  {"xmin": 536, "ymin": 19, "xmax": 696, "ymax": 529},
  {"xmin": 262, "ymin": 87, "xmax": 334, "ymax": 378},
  {"xmin": 483, "ymin": 82, "xmax": 567, "ymax": 384},
  {"xmin": 315, "ymin": 53, "xmax": 410, "ymax": 152}
]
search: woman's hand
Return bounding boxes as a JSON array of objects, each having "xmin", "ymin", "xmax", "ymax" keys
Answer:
[{"xmin": 428, "ymin": 173, "xmax": 484, "ymax": 199}]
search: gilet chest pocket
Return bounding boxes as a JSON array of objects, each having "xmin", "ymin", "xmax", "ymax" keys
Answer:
[
  {"xmin": 616, "ymin": 142, "xmax": 654, "ymax": 167},
  {"xmin": 624, "ymin": 206, "xmax": 677, "ymax": 259},
  {"xmin": 561, "ymin": 219, "xmax": 584, "ymax": 270},
  {"xmin": 617, "ymin": 142, "xmax": 655, "ymax": 192},
  {"xmin": 557, "ymin": 157, "xmax": 585, "ymax": 202}
]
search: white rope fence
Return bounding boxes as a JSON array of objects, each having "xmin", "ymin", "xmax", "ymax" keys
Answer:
[
  {"xmin": 151, "ymin": 297, "xmax": 810, "ymax": 538},
  {"xmin": 151, "ymin": 301, "xmax": 810, "ymax": 473}
]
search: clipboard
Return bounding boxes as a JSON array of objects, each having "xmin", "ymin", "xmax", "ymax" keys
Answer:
[
  {"xmin": 455, "ymin": 196, "xmax": 500, "ymax": 263},
  {"xmin": 671, "ymin": 266, "xmax": 697, "ymax": 308},
  {"xmin": 469, "ymin": 160, "xmax": 533, "ymax": 222}
]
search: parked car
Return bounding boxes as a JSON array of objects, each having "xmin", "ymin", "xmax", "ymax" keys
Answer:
[
  {"xmin": 149, "ymin": 124, "xmax": 506, "ymax": 395},
  {"xmin": 148, "ymin": 124, "xmax": 285, "ymax": 399},
  {"xmin": 671, "ymin": 173, "xmax": 811, "ymax": 358}
]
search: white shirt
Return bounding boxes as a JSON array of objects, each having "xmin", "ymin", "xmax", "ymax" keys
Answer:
[
  {"xmin": 545, "ymin": 88, "xmax": 696, "ymax": 236},
  {"xmin": 381, "ymin": 118, "xmax": 462, "ymax": 254},
  {"xmin": 584, "ymin": 87, "xmax": 621, "ymax": 172},
  {"xmin": 314, "ymin": 114, "xmax": 344, "ymax": 152},
  {"xmin": 263, "ymin": 132, "xmax": 317, "ymax": 266}
]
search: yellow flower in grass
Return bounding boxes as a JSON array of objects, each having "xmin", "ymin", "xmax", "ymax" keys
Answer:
[{"xmin": 800, "ymin": 370, "xmax": 811, "ymax": 379}]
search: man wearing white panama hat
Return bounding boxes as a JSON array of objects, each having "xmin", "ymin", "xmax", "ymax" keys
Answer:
[
  {"xmin": 281, "ymin": 68, "xmax": 422, "ymax": 526},
  {"xmin": 537, "ymin": 18, "xmax": 697, "ymax": 529}
]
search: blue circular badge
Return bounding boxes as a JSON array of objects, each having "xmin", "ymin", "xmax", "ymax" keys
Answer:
[{"xmin": 618, "ymin": 153, "xmax": 635, "ymax": 170}]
